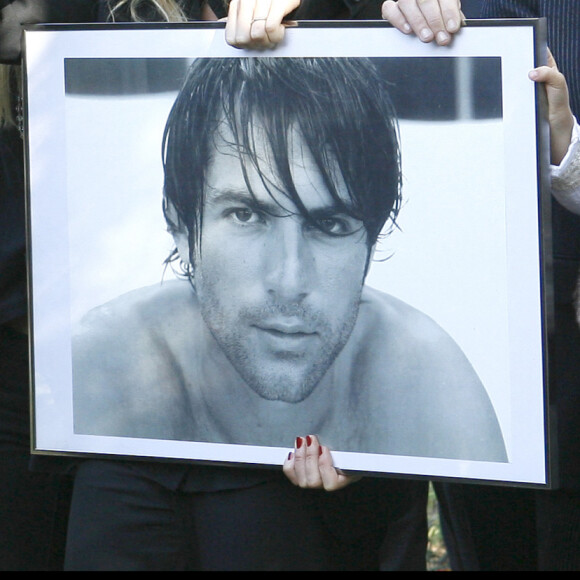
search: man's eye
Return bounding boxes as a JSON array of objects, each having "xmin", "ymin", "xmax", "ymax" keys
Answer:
[
  {"xmin": 228, "ymin": 208, "xmax": 262, "ymax": 224},
  {"xmin": 315, "ymin": 216, "xmax": 361, "ymax": 236}
]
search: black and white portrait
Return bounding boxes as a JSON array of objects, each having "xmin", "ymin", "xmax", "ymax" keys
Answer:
[{"xmin": 25, "ymin": 22, "xmax": 552, "ymax": 485}]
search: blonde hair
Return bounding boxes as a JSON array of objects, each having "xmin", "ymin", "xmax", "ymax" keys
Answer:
[
  {"xmin": 108, "ymin": 0, "xmax": 188, "ymax": 22},
  {"xmin": 108, "ymin": 0, "xmax": 229, "ymax": 22}
]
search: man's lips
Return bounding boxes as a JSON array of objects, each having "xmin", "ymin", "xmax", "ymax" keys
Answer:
[
  {"xmin": 252, "ymin": 320, "xmax": 318, "ymax": 350},
  {"xmin": 254, "ymin": 318, "xmax": 317, "ymax": 335}
]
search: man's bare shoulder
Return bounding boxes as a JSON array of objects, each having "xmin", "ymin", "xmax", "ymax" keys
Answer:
[
  {"xmin": 74, "ymin": 279, "xmax": 198, "ymax": 341},
  {"xmin": 354, "ymin": 286, "xmax": 507, "ymax": 462},
  {"xmin": 72, "ymin": 279, "xmax": 200, "ymax": 439},
  {"xmin": 72, "ymin": 279, "xmax": 200, "ymax": 403}
]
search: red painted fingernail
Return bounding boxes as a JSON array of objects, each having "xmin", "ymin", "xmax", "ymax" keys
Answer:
[
  {"xmin": 296, "ymin": 437, "xmax": 303, "ymax": 449},
  {"xmin": 319, "ymin": 446, "xmax": 323, "ymax": 456},
  {"xmin": 306, "ymin": 435, "xmax": 312, "ymax": 446}
]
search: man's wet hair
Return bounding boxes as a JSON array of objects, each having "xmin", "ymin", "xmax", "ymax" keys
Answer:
[{"xmin": 162, "ymin": 57, "xmax": 402, "ymax": 269}]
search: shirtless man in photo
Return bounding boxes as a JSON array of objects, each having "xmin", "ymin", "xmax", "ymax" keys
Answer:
[{"xmin": 72, "ymin": 56, "xmax": 507, "ymax": 463}]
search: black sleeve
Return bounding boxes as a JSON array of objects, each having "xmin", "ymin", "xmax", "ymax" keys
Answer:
[
  {"xmin": 207, "ymin": 0, "xmax": 228, "ymax": 19},
  {"xmin": 0, "ymin": 128, "xmax": 27, "ymax": 324},
  {"xmin": 481, "ymin": 0, "xmax": 538, "ymax": 19},
  {"xmin": 45, "ymin": 0, "xmax": 99, "ymax": 22},
  {"xmin": 1, "ymin": 1, "xmax": 98, "ymax": 62},
  {"xmin": 204, "ymin": 1, "xmax": 382, "ymax": 21},
  {"xmin": 291, "ymin": 0, "xmax": 383, "ymax": 20},
  {"xmin": 0, "ymin": 1, "xmax": 98, "ymax": 23}
]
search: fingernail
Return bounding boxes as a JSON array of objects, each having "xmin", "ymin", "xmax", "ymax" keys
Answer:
[
  {"xmin": 447, "ymin": 19, "xmax": 458, "ymax": 31},
  {"xmin": 403, "ymin": 22, "xmax": 412, "ymax": 33},
  {"xmin": 420, "ymin": 28, "xmax": 432, "ymax": 41},
  {"xmin": 306, "ymin": 435, "xmax": 312, "ymax": 447},
  {"xmin": 436, "ymin": 31, "xmax": 449, "ymax": 44},
  {"xmin": 296, "ymin": 437, "xmax": 303, "ymax": 449},
  {"xmin": 319, "ymin": 446, "xmax": 323, "ymax": 456}
]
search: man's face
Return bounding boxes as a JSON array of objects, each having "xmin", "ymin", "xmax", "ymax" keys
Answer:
[{"xmin": 179, "ymin": 124, "xmax": 370, "ymax": 403}]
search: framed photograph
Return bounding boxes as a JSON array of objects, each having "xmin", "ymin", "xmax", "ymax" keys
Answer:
[{"xmin": 24, "ymin": 20, "xmax": 553, "ymax": 486}]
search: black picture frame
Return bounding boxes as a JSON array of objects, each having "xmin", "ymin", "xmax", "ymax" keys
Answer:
[{"xmin": 24, "ymin": 20, "xmax": 554, "ymax": 487}]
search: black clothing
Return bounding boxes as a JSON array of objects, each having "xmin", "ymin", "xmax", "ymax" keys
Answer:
[
  {"xmin": 61, "ymin": 0, "xmax": 429, "ymax": 571},
  {"xmin": 1, "ymin": 1, "xmax": 98, "ymax": 63},
  {"xmin": 1, "ymin": 1, "xmax": 99, "ymax": 571},
  {"xmin": 0, "ymin": 326, "xmax": 73, "ymax": 570},
  {"xmin": 2, "ymin": 0, "xmax": 427, "ymax": 570},
  {"xmin": 0, "ymin": 0, "xmax": 97, "ymax": 16},
  {"xmin": 482, "ymin": 0, "xmax": 580, "ymax": 493},
  {"xmin": 292, "ymin": 0, "xmax": 382, "ymax": 19},
  {"xmin": 98, "ymin": 0, "xmax": 383, "ymax": 22},
  {"xmin": 0, "ymin": 126, "xmax": 25, "ymax": 326},
  {"xmin": 437, "ymin": 0, "xmax": 580, "ymax": 572},
  {"xmin": 65, "ymin": 460, "xmax": 428, "ymax": 571}
]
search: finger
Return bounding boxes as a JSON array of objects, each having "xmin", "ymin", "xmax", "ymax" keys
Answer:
[
  {"xmin": 394, "ymin": 0, "xmax": 441, "ymax": 43},
  {"xmin": 385, "ymin": 0, "xmax": 462, "ymax": 45},
  {"xmin": 528, "ymin": 49, "xmax": 565, "ymax": 91},
  {"xmin": 287, "ymin": 435, "xmax": 323, "ymax": 488},
  {"xmin": 382, "ymin": 1, "xmax": 414, "ymax": 35},
  {"xmin": 290, "ymin": 435, "xmax": 325, "ymax": 488},
  {"xmin": 259, "ymin": 0, "xmax": 300, "ymax": 46},
  {"xmin": 317, "ymin": 447, "xmax": 363, "ymax": 491},
  {"xmin": 248, "ymin": 0, "xmax": 277, "ymax": 49},
  {"xmin": 436, "ymin": 0, "xmax": 464, "ymax": 33},
  {"xmin": 224, "ymin": 0, "xmax": 244, "ymax": 47},
  {"xmin": 282, "ymin": 449, "xmax": 299, "ymax": 485},
  {"xmin": 289, "ymin": 436, "xmax": 312, "ymax": 487},
  {"xmin": 528, "ymin": 53, "xmax": 573, "ymax": 166},
  {"xmin": 529, "ymin": 49, "xmax": 567, "ymax": 94},
  {"xmin": 414, "ymin": 0, "xmax": 456, "ymax": 45},
  {"xmin": 225, "ymin": 0, "xmax": 272, "ymax": 49},
  {"xmin": 283, "ymin": 436, "xmax": 363, "ymax": 491},
  {"xmin": 317, "ymin": 445, "xmax": 342, "ymax": 490},
  {"xmin": 529, "ymin": 65, "xmax": 567, "ymax": 91},
  {"xmin": 546, "ymin": 48, "xmax": 557, "ymax": 70},
  {"xmin": 303, "ymin": 434, "xmax": 324, "ymax": 488}
]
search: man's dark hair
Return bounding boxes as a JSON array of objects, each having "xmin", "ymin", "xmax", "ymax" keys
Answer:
[{"xmin": 162, "ymin": 57, "xmax": 402, "ymax": 269}]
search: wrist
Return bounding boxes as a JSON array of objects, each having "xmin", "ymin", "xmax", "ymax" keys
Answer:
[{"xmin": 551, "ymin": 111, "xmax": 575, "ymax": 166}]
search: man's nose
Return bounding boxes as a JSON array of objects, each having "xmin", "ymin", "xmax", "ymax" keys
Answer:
[{"xmin": 264, "ymin": 218, "xmax": 314, "ymax": 303}]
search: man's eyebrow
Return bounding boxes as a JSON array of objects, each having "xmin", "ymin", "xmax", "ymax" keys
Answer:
[
  {"xmin": 205, "ymin": 187, "xmax": 280, "ymax": 213},
  {"xmin": 307, "ymin": 204, "xmax": 359, "ymax": 220},
  {"xmin": 205, "ymin": 186, "xmax": 358, "ymax": 218}
]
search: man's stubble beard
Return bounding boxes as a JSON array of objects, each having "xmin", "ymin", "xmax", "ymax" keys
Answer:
[{"xmin": 196, "ymin": 289, "xmax": 362, "ymax": 404}]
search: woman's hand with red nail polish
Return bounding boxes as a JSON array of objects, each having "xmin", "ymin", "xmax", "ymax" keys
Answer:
[{"xmin": 283, "ymin": 434, "xmax": 362, "ymax": 491}]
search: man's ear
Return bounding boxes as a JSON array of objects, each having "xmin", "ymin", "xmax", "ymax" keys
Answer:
[
  {"xmin": 164, "ymin": 195, "xmax": 191, "ymax": 266},
  {"xmin": 363, "ymin": 242, "xmax": 377, "ymax": 279},
  {"xmin": 172, "ymin": 230, "xmax": 191, "ymax": 267}
]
